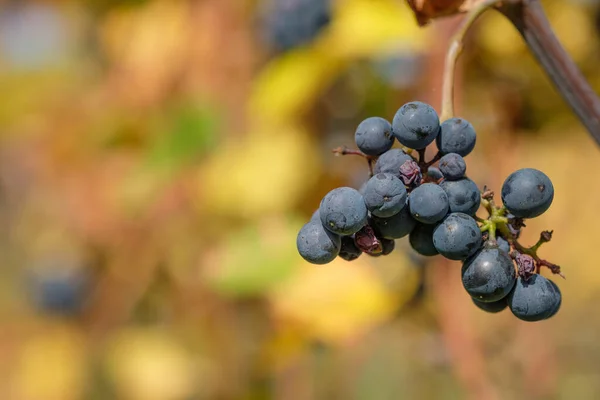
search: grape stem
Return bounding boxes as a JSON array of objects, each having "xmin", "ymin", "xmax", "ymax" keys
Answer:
[
  {"xmin": 331, "ymin": 146, "xmax": 375, "ymax": 176},
  {"xmin": 440, "ymin": 0, "xmax": 501, "ymax": 121},
  {"xmin": 479, "ymin": 191, "xmax": 564, "ymax": 278}
]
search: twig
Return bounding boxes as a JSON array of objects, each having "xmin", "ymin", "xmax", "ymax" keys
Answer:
[
  {"xmin": 440, "ymin": 0, "xmax": 501, "ymax": 121},
  {"xmin": 497, "ymin": 0, "xmax": 600, "ymax": 145}
]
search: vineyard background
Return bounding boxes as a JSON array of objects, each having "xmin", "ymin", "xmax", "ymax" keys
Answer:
[{"xmin": 0, "ymin": 0, "xmax": 599, "ymax": 399}]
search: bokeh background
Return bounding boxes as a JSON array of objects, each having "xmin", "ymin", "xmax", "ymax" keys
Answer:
[{"xmin": 1, "ymin": 0, "xmax": 600, "ymax": 399}]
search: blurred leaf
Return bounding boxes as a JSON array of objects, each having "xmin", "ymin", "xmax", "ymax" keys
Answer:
[
  {"xmin": 12, "ymin": 325, "xmax": 87, "ymax": 400},
  {"xmin": 201, "ymin": 124, "xmax": 319, "ymax": 217},
  {"xmin": 206, "ymin": 218, "xmax": 301, "ymax": 298},
  {"xmin": 146, "ymin": 104, "xmax": 219, "ymax": 171},
  {"xmin": 270, "ymin": 258, "xmax": 394, "ymax": 343},
  {"xmin": 105, "ymin": 329, "xmax": 203, "ymax": 400}
]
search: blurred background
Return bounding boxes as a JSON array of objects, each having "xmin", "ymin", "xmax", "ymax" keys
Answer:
[{"xmin": 1, "ymin": 0, "xmax": 600, "ymax": 399}]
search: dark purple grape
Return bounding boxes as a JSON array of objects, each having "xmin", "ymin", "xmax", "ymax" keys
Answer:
[
  {"xmin": 297, "ymin": 221, "xmax": 341, "ymax": 264},
  {"xmin": 508, "ymin": 274, "xmax": 562, "ymax": 321},
  {"xmin": 369, "ymin": 205, "xmax": 416, "ymax": 239},
  {"xmin": 461, "ymin": 243, "xmax": 516, "ymax": 302},
  {"xmin": 319, "ymin": 187, "xmax": 368, "ymax": 235},
  {"xmin": 392, "ymin": 102, "xmax": 440, "ymax": 149},
  {"xmin": 409, "ymin": 223, "xmax": 438, "ymax": 256},
  {"xmin": 363, "ymin": 173, "xmax": 407, "ymax": 218},
  {"xmin": 373, "ymin": 149, "xmax": 413, "ymax": 178},
  {"xmin": 433, "ymin": 213, "xmax": 482, "ymax": 260},
  {"xmin": 472, "ymin": 298, "xmax": 508, "ymax": 313},
  {"xmin": 354, "ymin": 117, "xmax": 395, "ymax": 156},
  {"xmin": 436, "ymin": 118, "xmax": 476, "ymax": 156},
  {"xmin": 439, "ymin": 178, "xmax": 480, "ymax": 216},
  {"xmin": 501, "ymin": 168, "xmax": 554, "ymax": 219},
  {"xmin": 338, "ymin": 236, "xmax": 361, "ymax": 261},
  {"xmin": 409, "ymin": 183, "xmax": 449, "ymax": 224},
  {"xmin": 438, "ymin": 153, "xmax": 466, "ymax": 180}
]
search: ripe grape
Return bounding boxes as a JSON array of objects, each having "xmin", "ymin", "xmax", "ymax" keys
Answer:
[
  {"xmin": 461, "ymin": 244, "xmax": 516, "ymax": 302},
  {"xmin": 440, "ymin": 178, "xmax": 481, "ymax": 216},
  {"xmin": 501, "ymin": 168, "xmax": 554, "ymax": 218},
  {"xmin": 472, "ymin": 298, "xmax": 508, "ymax": 313},
  {"xmin": 370, "ymin": 205, "xmax": 416, "ymax": 239},
  {"xmin": 433, "ymin": 213, "xmax": 482, "ymax": 260},
  {"xmin": 319, "ymin": 187, "xmax": 368, "ymax": 235},
  {"xmin": 338, "ymin": 236, "xmax": 362, "ymax": 261},
  {"xmin": 409, "ymin": 223, "xmax": 438, "ymax": 256},
  {"xmin": 438, "ymin": 153, "xmax": 466, "ymax": 180},
  {"xmin": 373, "ymin": 149, "xmax": 414, "ymax": 178},
  {"xmin": 355, "ymin": 117, "xmax": 395, "ymax": 156},
  {"xmin": 363, "ymin": 173, "xmax": 407, "ymax": 218},
  {"xmin": 436, "ymin": 118, "xmax": 476, "ymax": 156},
  {"xmin": 409, "ymin": 183, "xmax": 449, "ymax": 224},
  {"xmin": 508, "ymin": 274, "xmax": 562, "ymax": 321},
  {"xmin": 427, "ymin": 166, "xmax": 444, "ymax": 181},
  {"xmin": 297, "ymin": 221, "xmax": 341, "ymax": 264},
  {"xmin": 381, "ymin": 238, "xmax": 395, "ymax": 255},
  {"xmin": 392, "ymin": 101, "xmax": 440, "ymax": 149}
]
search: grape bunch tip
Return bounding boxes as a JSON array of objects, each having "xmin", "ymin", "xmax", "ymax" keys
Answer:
[{"xmin": 296, "ymin": 100, "xmax": 563, "ymax": 322}]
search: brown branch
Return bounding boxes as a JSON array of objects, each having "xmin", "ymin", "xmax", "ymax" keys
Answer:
[{"xmin": 497, "ymin": 0, "xmax": 600, "ymax": 145}]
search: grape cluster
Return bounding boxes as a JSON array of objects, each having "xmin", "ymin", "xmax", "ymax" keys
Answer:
[
  {"xmin": 297, "ymin": 101, "xmax": 564, "ymax": 322},
  {"xmin": 259, "ymin": 0, "xmax": 332, "ymax": 53}
]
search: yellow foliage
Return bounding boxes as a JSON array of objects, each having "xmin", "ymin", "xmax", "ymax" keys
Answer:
[
  {"xmin": 104, "ymin": 329, "xmax": 201, "ymax": 400},
  {"xmin": 201, "ymin": 126, "xmax": 319, "ymax": 218},
  {"xmin": 11, "ymin": 325, "xmax": 87, "ymax": 400},
  {"xmin": 269, "ymin": 258, "xmax": 395, "ymax": 344}
]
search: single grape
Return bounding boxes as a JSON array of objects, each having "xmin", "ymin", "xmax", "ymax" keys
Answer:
[
  {"xmin": 319, "ymin": 187, "xmax": 368, "ymax": 235},
  {"xmin": 381, "ymin": 238, "xmax": 395, "ymax": 255},
  {"xmin": 370, "ymin": 205, "xmax": 417, "ymax": 239},
  {"xmin": 508, "ymin": 274, "xmax": 562, "ymax": 321},
  {"xmin": 436, "ymin": 118, "xmax": 476, "ymax": 156},
  {"xmin": 427, "ymin": 166, "xmax": 444, "ymax": 181},
  {"xmin": 355, "ymin": 117, "xmax": 395, "ymax": 156},
  {"xmin": 297, "ymin": 221, "xmax": 341, "ymax": 264},
  {"xmin": 496, "ymin": 236, "xmax": 510, "ymax": 253},
  {"xmin": 409, "ymin": 223, "xmax": 438, "ymax": 256},
  {"xmin": 433, "ymin": 213, "xmax": 482, "ymax": 260},
  {"xmin": 440, "ymin": 178, "xmax": 481, "ymax": 216},
  {"xmin": 338, "ymin": 236, "xmax": 362, "ymax": 261},
  {"xmin": 363, "ymin": 173, "xmax": 407, "ymax": 218},
  {"xmin": 501, "ymin": 168, "xmax": 554, "ymax": 218},
  {"xmin": 409, "ymin": 183, "xmax": 449, "ymax": 224},
  {"xmin": 310, "ymin": 209, "xmax": 321, "ymax": 222},
  {"xmin": 438, "ymin": 153, "xmax": 466, "ymax": 180},
  {"xmin": 472, "ymin": 298, "xmax": 508, "ymax": 313},
  {"xmin": 462, "ymin": 243, "xmax": 516, "ymax": 302},
  {"xmin": 392, "ymin": 101, "xmax": 440, "ymax": 149},
  {"xmin": 373, "ymin": 149, "xmax": 414, "ymax": 178}
]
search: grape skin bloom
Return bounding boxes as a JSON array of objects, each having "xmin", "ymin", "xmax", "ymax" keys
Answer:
[
  {"xmin": 433, "ymin": 213, "xmax": 482, "ymax": 260},
  {"xmin": 373, "ymin": 149, "xmax": 414, "ymax": 178},
  {"xmin": 508, "ymin": 274, "xmax": 562, "ymax": 321},
  {"xmin": 297, "ymin": 221, "xmax": 341, "ymax": 264},
  {"xmin": 438, "ymin": 153, "xmax": 466, "ymax": 180},
  {"xmin": 319, "ymin": 187, "xmax": 368, "ymax": 235},
  {"xmin": 409, "ymin": 183, "xmax": 449, "ymax": 224},
  {"xmin": 440, "ymin": 178, "xmax": 481, "ymax": 216},
  {"xmin": 354, "ymin": 117, "xmax": 395, "ymax": 156},
  {"xmin": 363, "ymin": 173, "xmax": 407, "ymax": 218},
  {"xmin": 436, "ymin": 118, "xmax": 476, "ymax": 156},
  {"xmin": 501, "ymin": 168, "xmax": 554, "ymax": 219},
  {"xmin": 392, "ymin": 101, "xmax": 440, "ymax": 149}
]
